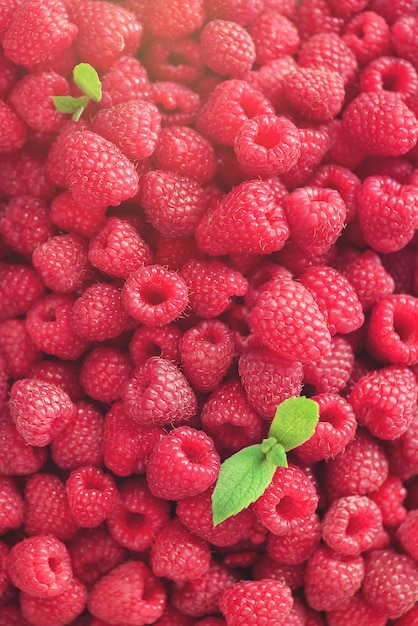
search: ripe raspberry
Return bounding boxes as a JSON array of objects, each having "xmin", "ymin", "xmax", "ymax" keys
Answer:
[
  {"xmin": 20, "ymin": 577, "xmax": 87, "ymax": 626},
  {"xmin": 0, "ymin": 195, "xmax": 54, "ymax": 257},
  {"xmin": 147, "ymin": 0, "xmax": 206, "ymax": 38},
  {"xmin": 368, "ymin": 475, "xmax": 407, "ymax": 527},
  {"xmin": 100, "ymin": 55, "xmax": 151, "ymax": 108},
  {"xmin": 342, "ymin": 92, "xmax": 418, "ymax": 156},
  {"xmin": 249, "ymin": 277, "xmax": 331, "ymax": 364},
  {"xmin": 298, "ymin": 33, "xmax": 358, "ymax": 85},
  {"xmin": 0, "ymin": 318, "xmax": 41, "ymax": 379},
  {"xmin": 253, "ymin": 555, "xmax": 305, "ymax": 591},
  {"xmin": 248, "ymin": 11, "xmax": 299, "ymax": 63},
  {"xmin": 60, "ymin": 130, "xmax": 139, "ymax": 208},
  {"xmin": 32, "ymin": 233, "xmax": 91, "ymax": 294},
  {"xmin": 143, "ymin": 36, "xmax": 204, "ymax": 84},
  {"xmin": 9, "ymin": 378, "xmax": 77, "ymax": 447},
  {"xmin": 51, "ymin": 401, "xmax": 104, "ymax": 471},
  {"xmin": 200, "ymin": 19, "xmax": 256, "ymax": 77},
  {"xmin": 153, "ymin": 234, "xmax": 203, "ymax": 272},
  {"xmin": 342, "ymin": 10, "xmax": 392, "ymax": 66},
  {"xmin": 243, "ymin": 55, "xmax": 296, "ymax": 113},
  {"xmin": 151, "ymin": 80, "xmax": 202, "ymax": 127},
  {"xmin": 2, "ymin": 0, "xmax": 77, "ymax": 67},
  {"xmin": 309, "ymin": 164, "xmax": 360, "ymax": 223},
  {"xmin": 0, "ymin": 263, "xmax": 44, "ymax": 322},
  {"xmin": 0, "ymin": 476, "xmax": 24, "ymax": 535},
  {"xmin": 362, "ymin": 549, "xmax": 418, "ymax": 619},
  {"xmin": 387, "ymin": 409, "xmax": 418, "ymax": 480},
  {"xmin": 71, "ymin": 283, "xmax": 129, "ymax": 342},
  {"xmin": 295, "ymin": 0, "xmax": 345, "ymax": 41},
  {"xmin": 151, "ymin": 517, "xmax": 211, "ymax": 581},
  {"xmin": 153, "ymin": 604, "xmax": 198, "ymax": 626},
  {"xmin": 70, "ymin": 0, "xmax": 143, "ymax": 71},
  {"xmin": 341, "ymin": 249, "xmax": 395, "ymax": 311},
  {"xmin": 29, "ymin": 358, "xmax": 83, "ymax": 402},
  {"xmin": 107, "ymin": 476, "xmax": 170, "ymax": 552},
  {"xmin": 79, "ymin": 346, "xmax": 131, "ymax": 403},
  {"xmin": 129, "ymin": 323, "xmax": 181, "ymax": 367},
  {"xmin": 50, "ymin": 192, "xmax": 106, "ymax": 239},
  {"xmin": 303, "ymin": 336, "xmax": 355, "ymax": 395},
  {"xmin": 325, "ymin": 591, "xmax": 388, "ymax": 626},
  {"xmin": 139, "ymin": 170, "xmax": 208, "ymax": 238},
  {"xmin": 299, "ymin": 266, "xmax": 364, "ymax": 335},
  {"xmin": 360, "ymin": 55, "xmax": 418, "ymax": 102},
  {"xmin": 65, "ymin": 466, "xmax": 117, "ymax": 528},
  {"xmin": 304, "ymin": 544, "xmax": 365, "ymax": 612},
  {"xmin": 267, "ymin": 513, "xmax": 321, "ymax": 565},
  {"xmin": 219, "ymin": 579, "xmax": 293, "ymax": 626},
  {"xmin": 392, "ymin": 14, "xmax": 418, "ymax": 69},
  {"xmin": 7, "ymin": 535, "xmax": 72, "ymax": 597},
  {"xmin": 0, "ymin": 143, "xmax": 56, "ymax": 201},
  {"xmin": 146, "ymin": 426, "xmax": 220, "ymax": 500},
  {"xmin": 284, "ymin": 68, "xmax": 345, "ymax": 122},
  {"xmin": 180, "ymin": 259, "xmax": 248, "ymax": 318},
  {"xmin": 281, "ymin": 126, "xmax": 331, "ymax": 190},
  {"xmin": 0, "ymin": 406, "xmax": 47, "ymax": 476},
  {"xmin": 396, "ymin": 510, "xmax": 418, "ymax": 561},
  {"xmin": 0, "ymin": 100, "xmax": 27, "ymax": 153},
  {"xmin": 327, "ymin": 0, "xmax": 369, "ymax": 14}
]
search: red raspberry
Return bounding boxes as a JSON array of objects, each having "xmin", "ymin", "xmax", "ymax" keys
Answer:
[
  {"xmin": 396, "ymin": 510, "xmax": 418, "ymax": 561},
  {"xmin": 325, "ymin": 591, "xmax": 388, "ymax": 626},
  {"xmin": 341, "ymin": 250, "xmax": 395, "ymax": 310},
  {"xmin": 103, "ymin": 401, "xmax": 165, "ymax": 476},
  {"xmin": 244, "ymin": 261, "xmax": 292, "ymax": 309},
  {"xmin": 200, "ymin": 379, "xmax": 264, "ymax": 454},
  {"xmin": 0, "ymin": 144, "xmax": 56, "ymax": 201},
  {"xmin": 238, "ymin": 346, "xmax": 303, "ymax": 420},
  {"xmin": 29, "ymin": 358, "xmax": 83, "ymax": 402},
  {"xmin": 392, "ymin": 15, "xmax": 418, "ymax": 69},
  {"xmin": 253, "ymin": 556, "xmax": 305, "ymax": 592},
  {"xmin": 327, "ymin": 0, "xmax": 369, "ymax": 14},
  {"xmin": 0, "ymin": 195, "xmax": 54, "ymax": 257},
  {"xmin": 0, "ymin": 476, "xmax": 24, "ymax": 535},
  {"xmin": 205, "ymin": 0, "xmax": 264, "ymax": 25},
  {"xmin": 68, "ymin": 526, "xmax": 126, "ymax": 588},
  {"xmin": 0, "ymin": 263, "xmax": 44, "ymax": 322},
  {"xmin": 0, "ymin": 0, "xmax": 23, "ymax": 43},
  {"xmin": 370, "ymin": 0, "xmax": 418, "ymax": 24},
  {"xmin": 71, "ymin": 283, "xmax": 129, "ymax": 342},
  {"xmin": 323, "ymin": 118, "xmax": 366, "ymax": 170},
  {"xmin": 51, "ymin": 401, "xmax": 104, "ymax": 471},
  {"xmin": 0, "ymin": 406, "xmax": 47, "ymax": 476},
  {"xmin": 153, "ymin": 234, "xmax": 203, "ymax": 272},
  {"xmin": 368, "ymin": 475, "xmax": 407, "ymax": 527},
  {"xmin": 151, "ymin": 517, "xmax": 211, "ymax": 581},
  {"xmin": 295, "ymin": 0, "xmax": 346, "ymax": 40},
  {"xmin": 0, "ymin": 100, "xmax": 27, "ymax": 153},
  {"xmin": 180, "ymin": 259, "xmax": 249, "ymax": 318},
  {"xmin": 176, "ymin": 486, "xmax": 255, "ymax": 547},
  {"xmin": 342, "ymin": 10, "xmax": 392, "ymax": 66},
  {"xmin": 196, "ymin": 78, "xmax": 275, "ymax": 146},
  {"xmin": 32, "ymin": 233, "xmax": 91, "ymax": 294},
  {"xmin": 267, "ymin": 513, "xmax": 321, "ymax": 565},
  {"xmin": 281, "ymin": 126, "xmax": 331, "ymax": 190},
  {"xmin": 200, "ymin": 19, "xmax": 256, "ymax": 77},
  {"xmin": 100, "ymin": 55, "xmax": 151, "ymax": 108},
  {"xmin": 362, "ymin": 549, "xmax": 418, "ymax": 619},
  {"xmin": 146, "ymin": 0, "xmax": 205, "ymax": 38},
  {"xmin": 7, "ymin": 535, "xmax": 72, "ymax": 598},
  {"xmin": 70, "ymin": 0, "xmax": 143, "ymax": 71},
  {"xmin": 243, "ymin": 55, "xmax": 298, "ymax": 111},
  {"xmin": 146, "ymin": 426, "xmax": 220, "ymax": 500},
  {"xmin": 139, "ymin": 170, "xmax": 208, "ymax": 238},
  {"xmin": 20, "ymin": 577, "xmax": 87, "ymax": 626},
  {"xmin": 60, "ymin": 130, "xmax": 139, "ymax": 208},
  {"xmin": 303, "ymin": 336, "xmax": 355, "ymax": 395},
  {"xmin": 150, "ymin": 80, "xmax": 202, "ymax": 127},
  {"xmin": 143, "ymin": 36, "xmax": 204, "ymax": 84},
  {"xmin": 107, "ymin": 476, "xmax": 170, "ymax": 552},
  {"xmin": 50, "ymin": 192, "xmax": 106, "ymax": 239},
  {"xmin": 247, "ymin": 11, "xmax": 299, "ymax": 64},
  {"xmin": 129, "ymin": 323, "xmax": 181, "ymax": 367},
  {"xmin": 249, "ymin": 277, "xmax": 331, "ymax": 364},
  {"xmin": 0, "ymin": 318, "xmax": 41, "ymax": 379},
  {"xmin": 2, "ymin": 0, "xmax": 77, "ymax": 67},
  {"xmin": 299, "ymin": 266, "xmax": 364, "ymax": 335},
  {"xmin": 388, "ymin": 409, "xmax": 418, "ymax": 480},
  {"xmin": 350, "ymin": 365, "xmax": 417, "ymax": 440},
  {"xmin": 284, "ymin": 68, "xmax": 345, "ymax": 122},
  {"xmin": 309, "ymin": 164, "xmax": 360, "ymax": 223},
  {"xmin": 342, "ymin": 92, "xmax": 418, "ymax": 156},
  {"xmin": 196, "ymin": 180, "xmax": 289, "ymax": 256},
  {"xmin": 87, "ymin": 560, "xmax": 166, "ymax": 625},
  {"xmin": 298, "ymin": 33, "xmax": 358, "ymax": 85},
  {"xmin": 219, "ymin": 579, "xmax": 293, "ymax": 626},
  {"xmin": 304, "ymin": 544, "xmax": 365, "ymax": 612},
  {"xmin": 121, "ymin": 356, "xmax": 197, "ymax": 426},
  {"xmin": 9, "ymin": 378, "xmax": 77, "ymax": 447},
  {"xmin": 381, "ymin": 244, "xmax": 416, "ymax": 294},
  {"xmin": 79, "ymin": 346, "xmax": 131, "ymax": 403},
  {"xmin": 360, "ymin": 55, "xmax": 418, "ymax": 102},
  {"xmin": 66, "ymin": 466, "xmax": 117, "ymax": 528}
]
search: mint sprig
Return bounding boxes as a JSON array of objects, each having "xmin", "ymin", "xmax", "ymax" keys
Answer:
[
  {"xmin": 52, "ymin": 63, "xmax": 102, "ymax": 121},
  {"xmin": 211, "ymin": 396, "xmax": 319, "ymax": 526}
]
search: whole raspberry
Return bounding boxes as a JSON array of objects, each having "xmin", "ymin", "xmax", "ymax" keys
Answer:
[
  {"xmin": 247, "ymin": 10, "xmax": 299, "ymax": 64},
  {"xmin": 7, "ymin": 535, "xmax": 72, "ymax": 598},
  {"xmin": 253, "ymin": 555, "xmax": 305, "ymax": 591},
  {"xmin": 50, "ymin": 192, "xmax": 106, "ymax": 239},
  {"xmin": 200, "ymin": 19, "xmax": 256, "ymax": 77},
  {"xmin": 146, "ymin": 426, "xmax": 220, "ymax": 500},
  {"xmin": 368, "ymin": 475, "xmax": 407, "ymax": 527},
  {"xmin": 303, "ymin": 336, "xmax": 355, "ymax": 395},
  {"xmin": 143, "ymin": 36, "xmax": 204, "ymax": 84},
  {"xmin": 0, "ymin": 195, "xmax": 55, "ymax": 257},
  {"xmin": 309, "ymin": 164, "xmax": 361, "ymax": 223},
  {"xmin": 249, "ymin": 277, "xmax": 331, "ymax": 365},
  {"xmin": 71, "ymin": 283, "xmax": 129, "ymax": 342},
  {"xmin": 392, "ymin": 14, "xmax": 418, "ymax": 69},
  {"xmin": 294, "ymin": 0, "xmax": 345, "ymax": 41},
  {"xmin": 8, "ymin": 378, "xmax": 77, "ymax": 447},
  {"xmin": 362, "ymin": 549, "xmax": 418, "ymax": 619},
  {"xmin": 388, "ymin": 408, "xmax": 418, "ymax": 480},
  {"xmin": 151, "ymin": 80, "xmax": 201, "ymax": 127},
  {"xmin": 71, "ymin": 0, "xmax": 143, "ymax": 71},
  {"xmin": 283, "ymin": 67, "xmax": 345, "ymax": 122},
  {"xmin": 129, "ymin": 323, "xmax": 182, "ymax": 367},
  {"xmin": 79, "ymin": 346, "xmax": 131, "ymax": 403},
  {"xmin": 244, "ymin": 55, "xmax": 298, "ymax": 111},
  {"xmin": 0, "ymin": 100, "xmax": 27, "ymax": 153},
  {"xmin": 29, "ymin": 358, "xmax": 84, "ymax": 402},
  {"xmin": 0, "ymin": 476, "xmax": 24, "ymax": 535},
  {"xmin": 219, "ymin": 579, "xmax": 293, "ymax": 626},
  {"xmin": 360, "ymin": 55, "xmax": 418, "ymax": 102},
  {"xmin": 281, "ymin": 126, "xmax": 331, "ymax": 191},
  {"xmin": 121, "ymin": 356, "xmax": 197, "ymax": 426},
  {"xmin": 105, "ymin": 474, "xmax": 169, "ymax": 552},
  {"xmin": 151, "ymin": 517, "xmax": 211, "ymax": 581},
  {"xmin": 87, "ymin": 560, "xmax": 166, "ymax": 625},
  {"xmin": 20, "ymin": 577, "xmax": 87, "ymax": 626},
  {"xmin": 267, "ymin": 513, "xmax": 321, "ymax": 565},
  {"xmin": 32, "ymin": 233, "xmax": 91, "ymax": 294},
  {"xmin": 2, "ymin": 0, "xmax": 77, "ymax": 67},
  {"xmin": 298, "ymin": 32, "xmax": 358, "ymax": 85},
  {"xmin": 341, "ymin": 249, "xmax": 395, "ymax": 311},
  {"xmin": 100, "ymin": 55, "xmax": 151, "ymax": 108},
  {"xmin": 342, "ymin": 92, "xmax": 418, "ymax": 156},
  {"xmin": 342, "ymin": 10, "xmax": 392, "ymax": 66},
  {"xmin": 0, "ymin": 318, "xmax": 41, "ymax": 379},
  {"xmin": 0, "ymin": 406, "xmax": 47, "ymax": 476},
  {"xmin": 65, "ymin": 465, "xmax": 117, "ymax": 528},
  {"xmin": 146, "ymin": 0, "xmax": 206, "ymax": 38},
  {"xmin": 0, "ymin": 263, "xmax": 44, "ymax": 322},
  {"xmin": 0, "ymin": 144, "xmax": 56, "ymax": 201}
]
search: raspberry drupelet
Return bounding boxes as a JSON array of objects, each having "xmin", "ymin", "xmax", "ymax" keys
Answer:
[{"xmin": 219, "ymin": 579, "xmax": 294, "ymax": 626}]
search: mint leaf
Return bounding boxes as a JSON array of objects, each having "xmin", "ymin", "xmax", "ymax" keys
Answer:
[
  {"xmin": 73, "ymin": 63, "xmax": 102, "ymax": 102},
  {"xmin": 51, "ymin": 95, "xmax": 89, "ymax": 121},
  {"xmin": 266, "ymin": 441, "xmax": 288, "ymax": 467},
  {"xmin": 268, "ymin": 396, "xmax": 319, "ymax": 452},
  {"xmin": 212, "ymin": 444, "xmax": 276, "ymax": 526}
]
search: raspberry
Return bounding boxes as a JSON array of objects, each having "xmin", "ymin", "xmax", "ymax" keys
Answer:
[
  {"xmin": 295, "ymin": 0, "xmax": 346, "ymax": 41},
  {"xmin": 129, "ymin": 323, "xmax": 182, "ymax": 367},
  {"xmin": 180, "ymin": 320, "xmax": 234, "ymax": 393},
  {"xmin": 200, "ymin": 19, "xmax": 256, "ymax": 78},
  {"xmin": 327, "ymin": 0, "xmax": 369, "ymax": 14},
  {"xmin": 343, "ymin": 10, "xmax": 392, "ymax": 67},
  {"xmin": 368, "ymin": 475, "xmax": 407, "ymax": 527},
  {"xmin": 154, "ymin": 604, "xmax": 198, "ymax": 626},
  {"xmin": 244, "ymin": 262, "xmax": 292, "ymax": 309},
  {"xmin": 153, "ymin": 234, "xmax": 203, "ymax": 272},
  {"xmin": 146, "ymin": 426, "xmax": 220, "ymax": 500},
  {"xmin": 281, "ymin": 126, "xmax": 331, "ymax": 190},
  {"xmin": 79, "ymin": 346, "xmax": 131, "ymax": 403},
  {"xmin": 249, "ymin": 277, "xmax": 331, "ymax": 364},
  {"xmin": 303, "ymin": 336, "xmax": 355, "ymax": 395},
  {"xmin": 359, "ymin": 55, "xmax": 418, "ymax": 102},
  {"xmin": 396, "ymin": 510, "xmax": 418, "ymax": 561},
  {"xmin": 266, "ymin": 513, "xmax": 321, "ymax": 565},
  {"xmin": 0, "ymin": 144, "xmax": 56, "ymax": 200},
  {"xmin": 29, "ymin": 358, "xmax": 84, "ymax": 402},
  {"xmin": 144, "ymin": 36, "xmax": 204, "ymax": 84},
  {"xmin": 65, "ymin": 466, "xmax": 117, "ymax": 529},
  {"xmin": 2, "ymin": 0, "xmax": 77, "ymax": 67},
  {"xmin": 71, "ymin": 283, "xmax": 129, "ymax": 342},
  {"xmin": 60, "ymin": 130, "xmax": 139, "ymax": 208},
  {"xmin": 341, "ymin": 250, "xmax": 395, "ymax": 311},
  {"xmin": 139, "ymin": 170, "xmax": 208, "ymax": 238},
  {"xmin": 362, "ymin": 549, "xmax": 418, "ymax": 619},
  {"xmin": 107, "ymin": 476, "xmax": 170, "ymax": 552},
  {"xmin": 325, "ymin": 591, "xmax": 388, "ymax": 626},
  {"xmin": 205, "ymin": 0, "xmax": 264, "ymax": 25},
  {"xmin": 0, "ymin": 476, "xmax": 24, "ymax": 535},
  {"xmin": 7, "ymin": 535, "xmax": 73, "ymax": 598},
  {"xmin": 356, "ymin": 175, "xmax": 418, "ymax": 253},
  {"xmin": 100, "ymin": 55, "xmax": 151, "ymax": 108},
  {"xmin": 298, "ymin": 33, "xmax": 358, "ymax": 85},
  {"xmin": 70, "ymin": 0, "xmax": 143, "ymax": 71},
  {"xmin": 50, "ymin": 192, "xmax": 106, "ymax": 239},
  {"xmin": 252, "ymin": 555, "xmax": 305, "ymax": 592},
  {"xmin": 122, "ymin": 264, "xmax": 189, "ymax": 326},
  {"xmin": 32, "ymin": 233, "xmax": 91, "ymax": 294},
  {"xmin": 20, "ymin": 577, "xmax": 87, "ymax": 626},
  {"xmin": 0, "ymin": 195, "xmax": 55, "ymax": 257},
  {"xmin": 247, "ymin": 11, "xmax": 299, "ymax": 64},
  {"xmin": 0, "ymin": 263, "xmax": 44, "ymax": 322},
  {"xmin": 196, "ymin": 180, "xmax": 289, "ymax": 256},
  {"xmin": 238, "ymin": 346, "xmax": 304, "ymax": 420},
  {"xmin": 309, "ymin": 164, "xmax": 361, "ymax": 223},
  {"xmin": 0, "ymin": 100, "xmax": 27, "ymax": 154},
  {"xmin": 219, "ymin": 579, "xmax": 293, "ymax": 626},
  {"xmin": 51, "ymin": 401, "xmax": 104, "ymax": 471},
  {"xmin": 0, "ymin": 406, "xmax": 47, "ymax": 476},
  {"xmin": 299, "ymin": 266, "xmax": 364, "ymax": 335},
  {"xmin": 151, "ymin": 517, "xmax": 211, "ymax": 581},
  {"xmin": 304, "ymin": 544, "xmax": 365, "ymax": 612},
  {"xmin": 0, "ymin": 318, "xmax": 41, "ymax": 379},
  {"xmin": 180, "ymin": 259, "xmax": 249, "ymax": 318},
  {"xmin": 285, "ymin": 68, "xmax": 345, "ymax": 123},
  {"xmin": 244, "ymin": 55, "xmax": 297, "ymax": 112},
  {"xmin": 343, "ymin": 92, "xmax": 418, "ymax": 156},
  {"xmin": 151, "ymin": 80, "xmax": 202, "ymax": 127},
  {"xmin": 392, "ymin": 15, "xmax": 418, "ymax": 70},
  {"xmin": 388, "ymin": 408, "xmax": 418, "ymax": 480},
  {"xmin": 146, "ymin": 0, "xmax": 205, "ymax": 38}
]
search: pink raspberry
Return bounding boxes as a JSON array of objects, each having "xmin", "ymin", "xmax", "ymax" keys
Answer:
[
  {"xmin": 154, "ymin": 234, "xmax": 203, "ymax": 272},
  {"xmin": 121, "ymin": 356, "xmax": 197, "ymax": 426},
  {"xmin": 267, "ymin": 513, "xmax": 321, "ymax": 565},
  {"xmin": 252, "ymin": 555, "xmax": 306, "ymax": 592},
  {"xmin": 341, "ymin": 249, "xmax": 395, "ymax": 310},
  {"xmin": 100, "ymin": 55, "xmax": 152, "ymax": 108},
  {"xmin": 0, "ymin": 144, "xmax": 56, "ymax": 201},
  {"xmin": 281, "ymin": 126, "xmax": 331, "ymax": 190},
  {"xmin": 368, "ymin": 475, "xmax": 407, "ymax": 527},
  {"xmin": 20, "ymin": 577, "xmax": 87, "ymax": 626},
  {"xmin": 325, "ymin": 591, "xmax": 388, "ymax": 626},
  {"xmin": 327, "ymin": 0, "xmax": 369, "ymax": 14},
  {"xmin": 396, "ymin": 510, "xmax": 418, "ymax": 561},
  {"xmin": 388, "ymin": 409, "xmax": 418, "ymax": 480},
  {"xmin": 200, "ymin": 19, "xmax": 256, "ymax": 77},
  {"xmin": 0, "ymin": 263, "xmax": 44, "ymax": 322},
  {"xmin": 392, "ymin": 14, "xmax": 418, "ymax": 69},
  {"xmin": 29, "ymin": 358, "xmax": 83, "ymax": 402},
  {"xmin": 205, "ymin": 0, "xmax": 264, "ymax": 25},
  {"xmin": 129, "ymin": 323, "xmax": 182, "ymax": 367},
  {"xmin": 0, "ymin": 318, "xmax": 41, "ymax": 379},
  {"xmin": 303, "ymin": 336, "xmax": 355, "ymax": 395},
  {"xmin": 283, "ymin": 67, "xmax": 345, "ymax": 122},
  {"xmin": 66, "ymin": 465, "xmax": 118, "ymax": 528},
  {"xmin": 247, "ymin": 11, "xmax": 299, "ymax": 64},
  {"xmin": 298, "ymin": 32, "xmax": 358, "ymax": 85},
  {"xmin": 146, "ymin": 0, "xmax": 206, "ymax": 38},
  {"xmin": 50, "ymin": 192, "xmax": 106, "ymax": 239},
  {"xmin": 295, "ymin": 0, "xmax": 345, "ymax": 41},
  {"xmin": 151, "ymin": 80, "xmax": 202, "ymax": 127},
  {"xmin": 71, "ymin": 283, "xmax": 129, "ymax": 342},
  {"xmin": 0, "ymin": 406, "xmax": 47, "ymax": 476},
  {"xmin": 219, "ymin": 579, "xmax": 293, "ymax": 626},
  {"xmin": 143, "ymin": 36, "xmax": 204, "ymax": 84},
  {"xmin": 342, "ymin": 10, "xmax": 392, "ymax": 66},
  {"xmin": 359, "ymin": 55, "xmax": 418, "ymax": 101},
  {"xmin": 309, "ymin": 163, "xmax": 361, "ymax": 223},
  {"xmin": 0, "ymin": 100, "xmax": 27, "ymax": 154},
  {"xmin": 87, "ymin": 560, "xmax": 167, "ymax": 625},
  {"xmin": 243, "ymin": 55, "xmax": 297, "ymax": 112},
  {"xmin": 79, "ymin": 346, "xmax": 131, "ymax": 403},
  {"xmin": 32, "ymin": 233, "xmax": 91, "ymax": 294},
  {"xmin": 150, "ymin": 517, "xmax": 211, "ymax": 581},
  {"xmin": 0, "ymin": 476, "xmax": 24, "ymax": 535},
  {"xmin": 7, "ymin": 535, "xmax": 73, "ymax": 597},
  {"xmin": 0, "ymin": 195, "xmax": 55, "ymax": 257},
  {"xmin": 146, "ymin": 426, "xmax": 220, "ymax": 500}
]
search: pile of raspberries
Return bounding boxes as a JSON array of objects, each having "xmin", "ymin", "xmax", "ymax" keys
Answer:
[{"xmin": 1, "ymin": 0, "xmax": 418, "ymax": 624}]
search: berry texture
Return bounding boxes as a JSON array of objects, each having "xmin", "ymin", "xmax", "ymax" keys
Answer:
[{"xmin": 219, "ymin": 579, "xmax": 294, "ymax": 626}]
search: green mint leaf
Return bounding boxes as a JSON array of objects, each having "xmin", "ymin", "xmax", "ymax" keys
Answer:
[
  {"xmin": 266, "ymin": 441, "xmax": 288, "ymax": 467},
  {"xmin": 73, "ymin": 63, "xmax": 102, "ymax": 102},
  {"xmin": 51, "ymin": 95, "xmax": 89, "ymax": 121},
  {"xmin": 268, "ymin": 396, "xmax": 320, "ymax": 452},
  {"xmin": 212, "ymin": 444, "xmax": 277, "ymax": 526}
]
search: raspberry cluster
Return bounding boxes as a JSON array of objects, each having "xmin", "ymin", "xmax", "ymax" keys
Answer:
[{"xmin": 1, "ymin": 0, "xmax": 418, "ymax": 625}]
